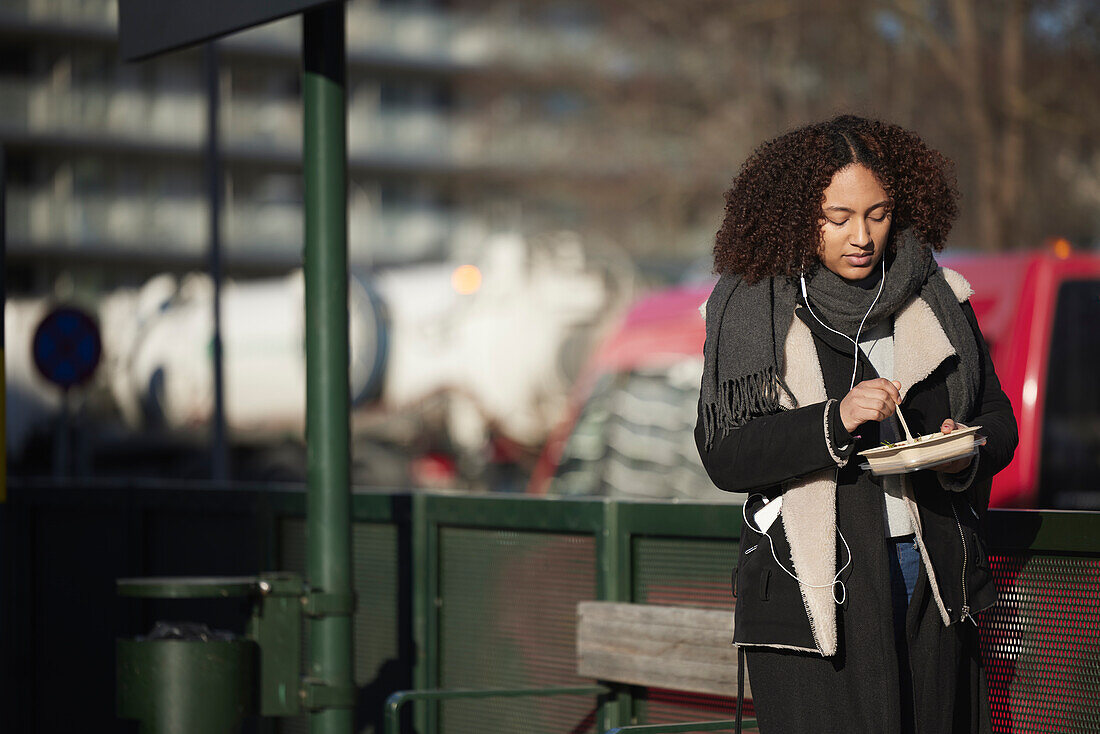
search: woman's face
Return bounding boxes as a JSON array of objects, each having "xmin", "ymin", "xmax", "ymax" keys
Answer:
[{"xmin": 818, "ymin": 164, "xmax": 892, "ymax": 281}]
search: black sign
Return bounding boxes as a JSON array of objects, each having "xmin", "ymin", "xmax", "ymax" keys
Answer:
[
  {"xmin": 118, "ymin": 0, "xmax": 345, "ymax": 61},
  {"xmin": 32, "ymin": 306, "xmax": 102, "ymax": 390}
]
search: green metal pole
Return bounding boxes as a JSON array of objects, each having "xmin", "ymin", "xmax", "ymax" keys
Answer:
[{"xmin": 303, "ymin": 6, "xmax": 353, "ymax": 734}]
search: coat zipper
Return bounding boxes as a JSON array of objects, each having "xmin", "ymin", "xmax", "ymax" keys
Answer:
[{"xmin": 949, "ymin": 497, "xmax": 976, "ymax": 626}]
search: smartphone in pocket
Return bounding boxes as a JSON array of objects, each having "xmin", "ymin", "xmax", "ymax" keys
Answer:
[{"xmin": 752, "ymin": 496, "xmax": 782, "ymax": 534}]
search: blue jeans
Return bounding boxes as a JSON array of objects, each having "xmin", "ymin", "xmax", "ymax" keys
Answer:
[
  {"xmin": 888, "ymin": 535, "xmax": 920, "ymax": 733},
  {"xmin": 889, "ymin": 535, "xmax": 920, "ymax": 606}
]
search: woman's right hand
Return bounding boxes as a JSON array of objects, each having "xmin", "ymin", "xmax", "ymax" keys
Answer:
[{"xmin": 839, "ymin": 378, "xmax": 902, "ymax": 434}]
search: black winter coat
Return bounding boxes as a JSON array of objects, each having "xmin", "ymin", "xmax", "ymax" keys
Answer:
[{"xmin": 695, "ymin": 294, "xmax": 1018, "ymax": 733}]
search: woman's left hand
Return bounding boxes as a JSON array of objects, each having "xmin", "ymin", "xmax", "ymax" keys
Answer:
[{"xmin": 927, "ymin": 419, "xmax": 973, "ymax": 474}]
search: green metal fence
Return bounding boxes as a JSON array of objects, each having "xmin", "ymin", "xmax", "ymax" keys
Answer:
[{"xmin": 3, "ymin": 483, "xmax": 1099, "ymax": 733}]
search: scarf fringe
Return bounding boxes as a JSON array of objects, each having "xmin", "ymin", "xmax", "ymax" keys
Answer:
[{"xmin": 703, "ymin": 366, "xmax": 782, "ymax": 451}]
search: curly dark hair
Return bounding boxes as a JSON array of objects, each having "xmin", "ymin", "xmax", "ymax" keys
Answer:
[{"xmin": 714, "ymin": 115, "xmax": 959, "ymax": 282}]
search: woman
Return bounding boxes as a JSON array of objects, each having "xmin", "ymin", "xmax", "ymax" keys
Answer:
[{"xmin": 695, "ymin": 115, "xmax": 1018, "ymax": 733}]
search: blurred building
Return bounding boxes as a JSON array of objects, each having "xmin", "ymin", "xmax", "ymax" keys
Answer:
[
  {"xmin": 1, "ymin": 0, "xmax": 705, "ymax": 299},
  {"xmin": 5, "ymin": 0, "xmax": 1099, "ymax": 300},
  {"xmin": 2, "ymin": 0, "xmax": 675, "ymax": 482}
]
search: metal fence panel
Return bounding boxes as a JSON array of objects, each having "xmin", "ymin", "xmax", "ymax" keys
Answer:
[
  {"xmin": 630, "ymin": 536, "xmax": 750, "ymax": 729},
  {"xmin": 351, "ymin": 521, "xmax": 406, "ymax": 734},
  {"xmin": 2, "ymin": 486, "xmax": 267, "ymax": 734},
  {"xmin": 5, "ymin": 487, "xmax": 1100, "ymax": 734},
  {"xmin": 438, "ymin": 527, "xmax": 598, "ymax": 734},
  {"xmin": 632, "ymin": 537, "xmax": 736, "ymax": 611},
  {"xmin": 27, "ymin": 504, "xmax": 135, "ymax": 733},
  {"xmin": 983, "ymin": 554, "xmax": 1100, "ymax": 733}
]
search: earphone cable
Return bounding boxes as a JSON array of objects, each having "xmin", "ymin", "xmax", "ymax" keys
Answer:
[
  {"xmin": 800, "ymin": 255, "xmax": 887, "ymax": 390},
  {"xmin": 742, "ymin": 486, "xmax": 852, "ymax": 606}
]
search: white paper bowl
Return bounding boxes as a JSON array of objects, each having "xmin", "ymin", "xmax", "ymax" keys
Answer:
[{"xmin": 858, "ymin": 425, "xmax": 984, "ymax": 476}]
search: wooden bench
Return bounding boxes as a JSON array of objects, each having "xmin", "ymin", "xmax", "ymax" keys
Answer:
[
  {"xmin": 386, "ymin": 601, "xmax": 754, "ymax": 734},
  {"xmin": 577, "ymin": 601, "xmax": 750, "ymax": 700}
]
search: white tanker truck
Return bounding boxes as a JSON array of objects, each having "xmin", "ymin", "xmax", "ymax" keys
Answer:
[{"xmin": 6, "ymin": 232, "xmax": 635, "ymax": 485}]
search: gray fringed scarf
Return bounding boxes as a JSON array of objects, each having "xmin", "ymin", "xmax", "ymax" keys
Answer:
[{"xmin": 700, "ymin": 232, "xmax": 980, "ymax": 451}]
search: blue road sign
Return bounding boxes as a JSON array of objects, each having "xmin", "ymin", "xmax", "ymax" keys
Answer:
[{"xmin": 32, "ymin": 306, "xmax": 102, "ymax": 390}]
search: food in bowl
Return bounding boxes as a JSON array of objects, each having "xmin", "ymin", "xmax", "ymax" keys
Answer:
[{"xmin": 858, "ymin": 425, "xmax": 984, "ymax": 475}]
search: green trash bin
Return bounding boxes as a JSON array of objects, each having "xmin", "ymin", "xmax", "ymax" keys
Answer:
[
  {"xmin": 117, "ymin": 629, "xmax": 257, "ymax": 733},
  {"xmin": 116, "ymin": 578, "xmax": 260, "ymax": 734}
]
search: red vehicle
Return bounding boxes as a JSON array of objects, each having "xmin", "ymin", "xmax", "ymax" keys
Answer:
[{"xmin": 531, "ymin": 243, "xmax": 1100, "ymax": 509}]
